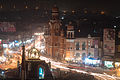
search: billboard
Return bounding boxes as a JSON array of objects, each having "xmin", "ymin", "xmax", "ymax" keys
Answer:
[
  {"xmin": 103, "ymin": 28, "xmax": 115, "ymax": 56},
  {"xmin": 0, "ymin": 22, "xmax": 16, "ymax": 32}
]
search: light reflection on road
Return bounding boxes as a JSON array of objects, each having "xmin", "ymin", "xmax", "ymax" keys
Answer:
[{"xmin": 40, "ymin": 56, "xmax": 120, "ymax": 80}]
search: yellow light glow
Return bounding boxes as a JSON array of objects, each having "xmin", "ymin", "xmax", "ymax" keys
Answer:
[
  {"xmin": 35, "ymin": 6, "xmax": 39, "ymax": 10},
  {"xmin": 0, "ymin": 5, "xmax": 2, "ymax": 8},
  {"xmin": 25, "ymin": 6, "xmax": 28, "ymax": 9},
  {"xmin": 63, "ymin": 10, "xmax": 66, "ymax": 13},
  {"xmin": 101, "ymin": 11, "xmax": 105, "ymax": 15},
  {"xmin": 72, "ymin": 10, "xmax": 75, "ymax": 13},
  {"xmin": 13, "ymin": 5, "xmax": 16, "ymax": 8},
  {"xmin": 84, "ymin": 11, "xmax": 87, "ymax": 13}
]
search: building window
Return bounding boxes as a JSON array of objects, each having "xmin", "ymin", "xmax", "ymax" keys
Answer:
[
  {"xmin": 70, "ymin": 47, "xmax": 72, "ymax": 50},
  {"xmin": 82, "ymin": 53, "xmax": 86, "ymax": 61},
  {"xmin": 68, "ymin": 47, "xmax": 73, "ymax": 50},
  {"xmin": 62, "ymin": 39, "xmax": 64, "ymax": 43},
  {"xmin": 71, "ymin": 32, "xmax": 72, "ymax": 38},
  {"xmin": 88, "ymin": 43, "xmax": 90, "ymax": 46},
  {"xmin": 88, "ymin": 53, "xmax": 93, "ymax": 58},
  {"xmin": 68, "ymin": 32, "xmax": 70, "ymax": 38},
  {"xmin": 76, "ymin": 42, "xmax": 79, "ymax": 50},
  {"xmin": 88, "ymin": 41, "xmax": 91, "ymax": 48},
  {"xmin": 28, "ymin": 63, "xmax": 31, "ymax": 71},
  {"xmin": 75, "ymin": 53, "xmax": 80, "ymax": 58},
  {"xmin": 68, "ymin": 47, "xmax": 69, "ymax": 50},
  {"xmin": 82, "ymin": 42, "xmax": 86, "ymax": 50},
  {"xmin": 39, "ymin": 67, "xmax": 44, "ymax": 79},
  {"xmin": 55, "ymin": 43, "xmax": 57, "ymax": 46}
]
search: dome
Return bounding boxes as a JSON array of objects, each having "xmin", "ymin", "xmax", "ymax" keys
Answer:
[{"xmin": 28, "ymin": 47, "xmax": 40, "ymax": 59}]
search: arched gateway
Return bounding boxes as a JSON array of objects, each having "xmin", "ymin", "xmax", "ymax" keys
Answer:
[{"xmin": 23, "ymin": 47, "xmax": 53, "ymax": 80}]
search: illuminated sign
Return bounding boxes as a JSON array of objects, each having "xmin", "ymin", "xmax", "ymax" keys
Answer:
[
  {"xmin": 85, "ymin": 58, "xmax": 100, "ymax": 65},
  {"xmin": 104, "ymin": 61, "xmax": 114, "ymax": 68}
]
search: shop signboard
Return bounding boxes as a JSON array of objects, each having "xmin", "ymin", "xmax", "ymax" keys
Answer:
[{"xmin": 103, "ymin": 29, "xmax": 115, "ymax": 57}]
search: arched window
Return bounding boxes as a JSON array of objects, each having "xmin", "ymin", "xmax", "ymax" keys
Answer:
[
  {"xmin": 82, "ymin": 42, "xmax": 86, "ymax": 50},
  {"xmin": 82, "ymin": 53, "xmax": 86, "ymax": 60},
  {"xmin": 76, "ymin": 42, "xmax": 79, "ymax": 50},
  {"xmin": 39, "ymin": 67, "xmax": 44, "ymax": 79},
  {"xmin": 75, "ymin": 53, "xmax": 80, "ymax": 58},
  {"xmin": 68, "ymin": 32, "xmax": 70, "ymax": 38},
  {"xmin": 71, "ymin": 32, "xmax": 73, "ymax": 38}
]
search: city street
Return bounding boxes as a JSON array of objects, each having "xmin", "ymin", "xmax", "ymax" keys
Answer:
[
  {"xmin": 0, "ymin": 1, "xmax": 120, "ymax": 80},
  {"xmin": 0, "ymin": 35, "xmax": 119, "ymax": 80},
  {"xmin": 40, "ymin": 56, "xmax": 120, "ymax": 80}
]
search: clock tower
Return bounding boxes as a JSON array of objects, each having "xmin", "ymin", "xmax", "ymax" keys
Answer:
[
  {"xmin": 49, "ymin": 5, "xmax": 61, "ymax": 36},
  {"xmin": 48, "ymin": 5, "xmax": 63, "ymax": 59}
]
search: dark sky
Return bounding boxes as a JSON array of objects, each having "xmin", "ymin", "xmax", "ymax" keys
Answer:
[
  {"xmin": 0, "ymin": 0, "xmax": 120, "ymax": 15},
  {"xmin": 55, "ymin": 0, "xmax": 120, "ymax": 14}
]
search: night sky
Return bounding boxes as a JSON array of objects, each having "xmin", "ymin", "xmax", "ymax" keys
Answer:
[
  {"xmin": 0, "ymin": 0, "xmax": 120, "ymax": 15},
  {"xmin": 56, "ymin": 0, "xmax": 120, "ymax": 15}
]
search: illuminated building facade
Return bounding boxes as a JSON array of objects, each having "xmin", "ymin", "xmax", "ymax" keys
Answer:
[
  {"xmin": 45, "ymin": 5, "xmax": 65, "ymax": 60},
  {"xmin": 45, "ymin": 6, "xmax": 102, "ymax": 63},
  {"xmin": 65, "ymin": 31, "xmax": 101, "ymax": 62}
]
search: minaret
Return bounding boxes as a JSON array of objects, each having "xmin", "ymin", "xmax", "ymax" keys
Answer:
[
  {"xmin": 65, "ymin": 22, "xmax": 75, "ymax": 61},
  {"xmin": 49, "ymin": 5, "xmax": 61, "ymax": 36},
  {"xmin": 21, "ymin": 45, "xmax": 26, "ymax": 80},
  {"xmin": 49, "ymin": 5, "xmax": 61, "ymax": 59},
  {"xmin": 67, "ymin": 22, "xmax": 74, "ymax": 39},
  {"xmin": 52, "ymin": 5, "xmax": 59, "ymax": 20}
]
